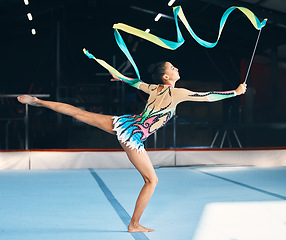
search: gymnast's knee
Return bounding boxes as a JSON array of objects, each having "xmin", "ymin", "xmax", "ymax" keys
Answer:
[{"xmin": 144, "ymin": 175, "xmax": 158, "ymax": 187}]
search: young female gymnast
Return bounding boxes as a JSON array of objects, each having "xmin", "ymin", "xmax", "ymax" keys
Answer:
[{"xmin": 17, "ymin": 61, "xmax": 247, "ymax": 232}]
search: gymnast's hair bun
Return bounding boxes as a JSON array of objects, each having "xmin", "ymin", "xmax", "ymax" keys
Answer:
[
  {"xmin": 147, "ymin": 64, "xmax": 156, "ymax": 74},
  {"xmin": 147, "ymin": 62, "xmax": 166, "ymax": 84}
]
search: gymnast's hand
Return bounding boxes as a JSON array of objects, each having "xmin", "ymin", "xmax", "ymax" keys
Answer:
[
  {"xmin": 109, "ymin": 71, "xmax": 120, "ymax": 81},
  {"xmin": 235, "ymin": 83, "xmax": 247, "ymax": 95}
]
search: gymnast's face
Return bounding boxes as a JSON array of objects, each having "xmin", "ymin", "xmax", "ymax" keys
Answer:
[{"xmin": 162, "ymin": 62, "xmax": 180, "ymax": 84}]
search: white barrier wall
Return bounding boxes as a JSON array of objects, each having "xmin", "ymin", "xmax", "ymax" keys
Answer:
[
  {"xmin": 0, "ymin": 148, "xmax": 285, "ymax": 170},
  {"xmin": 0, "ymin": 152, "xmax": 30, "ymax": 170},
  {"xmin": 176, "ymin": 149, "xmax": 286, "ymax": 167},
  {"xmin": 29, "ymin": 150, "xmax": 175, "ymax": 169},
  {"xmin": 30, "ymin": 151, "xmax": 132, "ymax": 169}
]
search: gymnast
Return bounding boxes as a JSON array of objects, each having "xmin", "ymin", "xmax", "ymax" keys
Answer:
[{"xmin": 17, "ymin": 61, "xmax": 247, "ymax": 232}]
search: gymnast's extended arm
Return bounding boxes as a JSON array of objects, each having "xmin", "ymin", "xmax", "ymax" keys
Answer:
[{"xmin": 173, "ymin": 83, "xmax": 247, "ymax": 103}]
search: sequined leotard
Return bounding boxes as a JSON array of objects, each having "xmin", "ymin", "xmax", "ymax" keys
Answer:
[{"xmin": 112, "ymin": 79, "xmax": 236, "ymax": 152}]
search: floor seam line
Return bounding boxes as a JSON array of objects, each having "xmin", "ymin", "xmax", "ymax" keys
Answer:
[{"xmin": 191, "ymin": 168, "xmax": 286, "ymax": 200}]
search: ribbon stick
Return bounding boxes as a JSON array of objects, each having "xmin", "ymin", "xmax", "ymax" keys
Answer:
[
  {"xmin": 84, "ymin": 6, "xmax": 267, "ymax": 81},
  {"xmin": 243, "ymin": 29, "xmax": 262, "ymax": 84}
]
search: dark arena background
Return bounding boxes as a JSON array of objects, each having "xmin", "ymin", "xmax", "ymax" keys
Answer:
[
  {"xmin": 1, "ymin": 0, "xmax": 286, "ymax": 150},
  {"xmin": 1, "ymin": 1, "xmax": 286, "ymax": 240}
]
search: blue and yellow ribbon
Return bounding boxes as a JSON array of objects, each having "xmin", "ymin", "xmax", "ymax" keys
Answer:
[{"xmin": 84, "ymin": 5, "xmax": 267, "ymax": 82}]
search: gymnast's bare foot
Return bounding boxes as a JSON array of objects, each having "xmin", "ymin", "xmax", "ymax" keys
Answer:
[
  {"xmin": 17, "ymin": 95, "xmax": 41, "ymax": 106},
  {"xmin": 128, "ymin": 223, "xmax": 154, "ymax": 232}
]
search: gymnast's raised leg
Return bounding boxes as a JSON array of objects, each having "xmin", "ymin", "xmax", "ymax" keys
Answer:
[{"xmin": 17, "ymin": 95, "xmax": 115, "ymax": 134}]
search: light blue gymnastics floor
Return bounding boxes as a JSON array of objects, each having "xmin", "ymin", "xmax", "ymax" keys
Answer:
[{"xmin": 0, "ymin": 166, "xmax": 286, "ymax": 240}]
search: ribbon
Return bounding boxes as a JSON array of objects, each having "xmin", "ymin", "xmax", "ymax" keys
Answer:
[{"xmin": 84, "ymin": 5, "xmax": 267, "ymax": 81}]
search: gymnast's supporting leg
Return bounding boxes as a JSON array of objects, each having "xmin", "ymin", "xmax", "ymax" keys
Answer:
[
  {"xmin": 17, "ymin": 95, "xmax": 115, "ymax": 134},
  {"xmin": 121, "ymin": 142, "xmax": 158, "ymax": 232}
]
